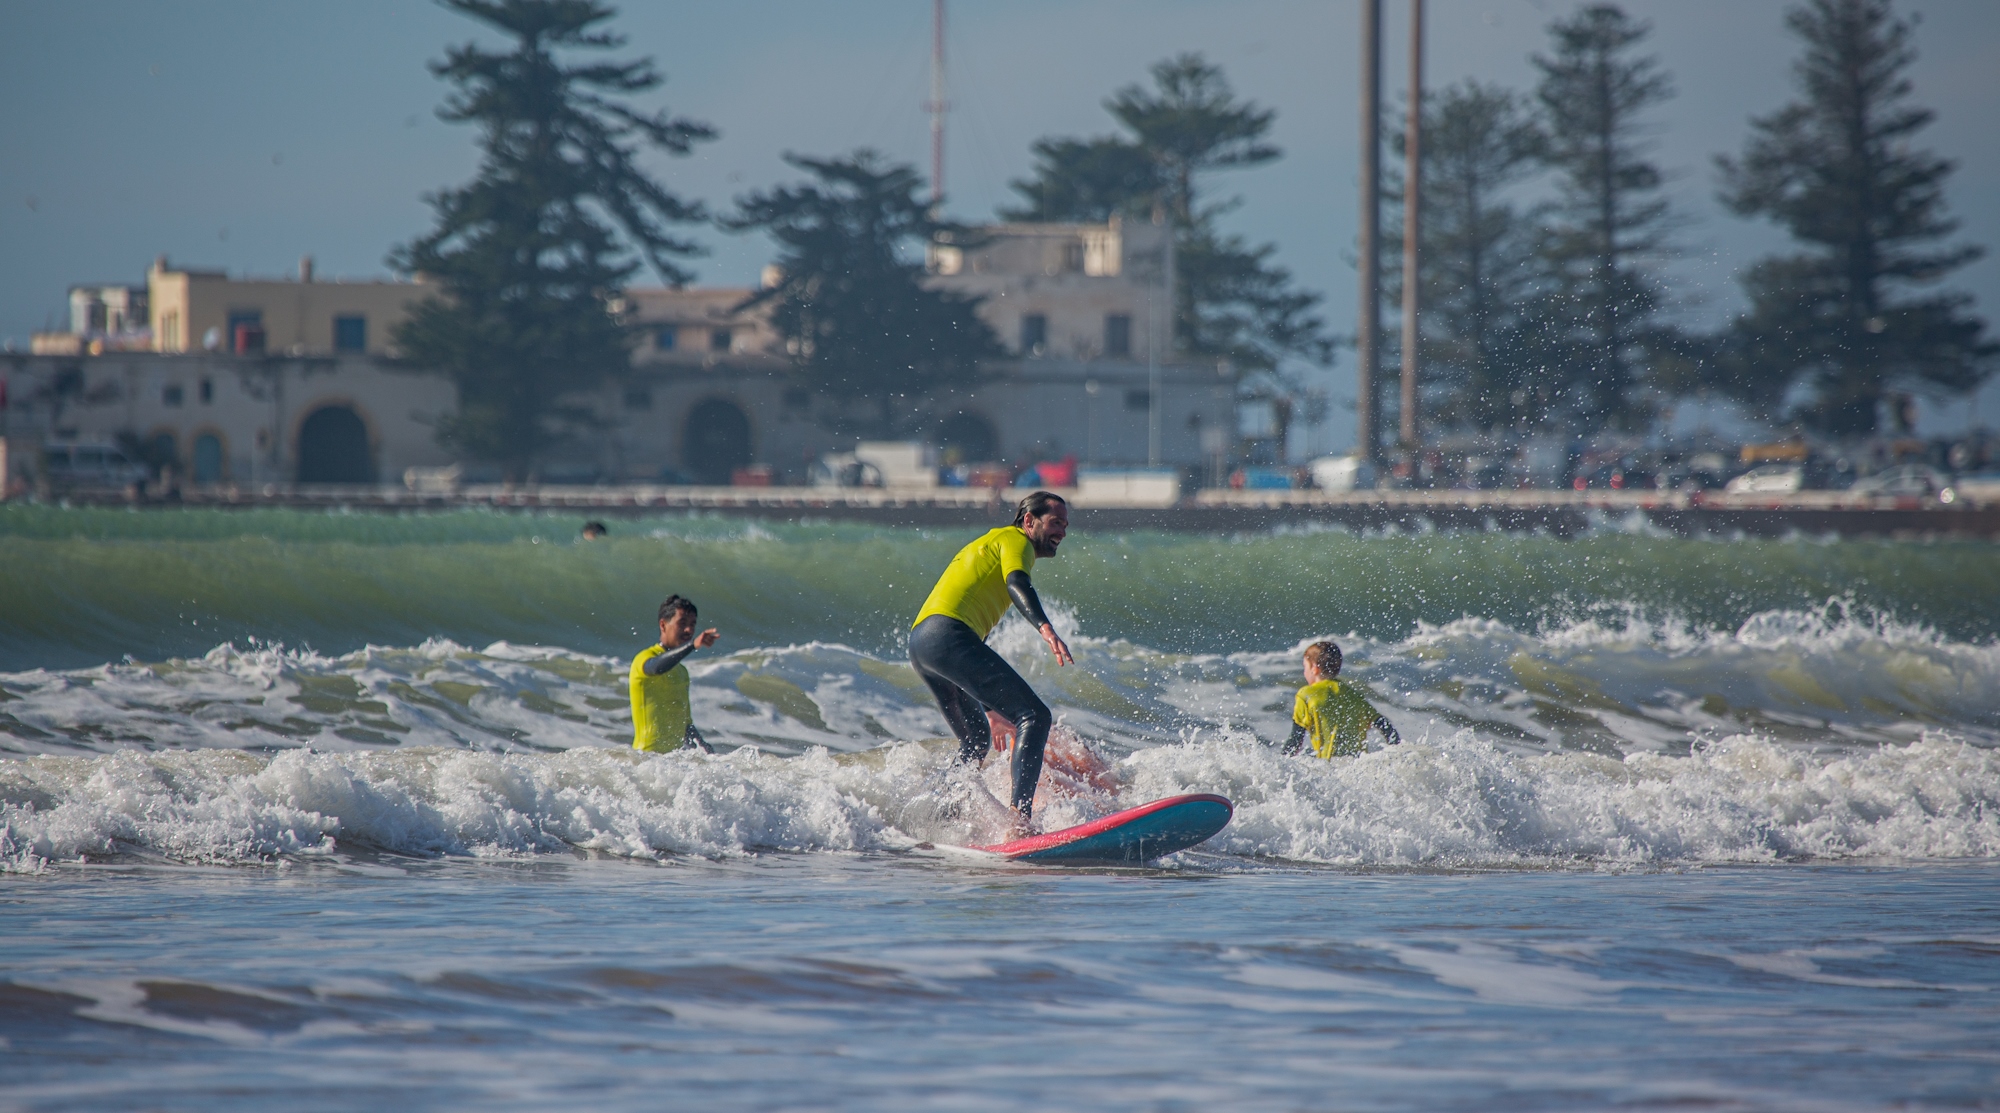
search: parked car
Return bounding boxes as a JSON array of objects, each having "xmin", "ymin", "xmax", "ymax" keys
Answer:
[
  {"xmin": 1851, "ymin": 463, "xmax": 1954, "ymax": 499},
  {"xmin": 42, "ymin": 441, "xmax": 149, "ymax": 490},
  {"xmin": 1724, "ymin": 464, "xmax": 1805, "ymax": 494}
]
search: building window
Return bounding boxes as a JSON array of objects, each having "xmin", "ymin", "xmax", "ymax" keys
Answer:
[
  {"xmin": 1020, "ymin": 314, "xmax": 1047, "ymax": 356},
  {"xmin": 1105, "ymin": 314, "xmax": 1132, "ymax": 358},
  {"xmin": 709, "ymin": 327, "xmax": 733, "ymax": 352},
  {"xmin": 623, "ymin": 386, "xmax": 653, "ymax": 410},
  {"xmin": 163, "ymin": 384, "xmax": 185, "ymax": 407},
  {"xmin": 199, "ymin": 378, "xmax": 213, "ymax": 404},
  {"xmin": 1062, "ymin": 240, "xmax": 1085, "ymax": 272},
  {"xmin": 1125, "ymin": 388, "xmax": 1151, "ymax": 411},
  {"xmin": 655, "ymin": 325, "xmax": 677, "ymax": 351},
  {"xmin": 333, "ymin": 314, "xmax": 367, "ymax": 352}
]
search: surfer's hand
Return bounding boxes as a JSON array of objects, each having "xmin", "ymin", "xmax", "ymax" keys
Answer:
[
  {"xmin": 694, "ymin": 628, "xmax": 720, "ymax": 649},
  {"xmin": 1040, "ymin": 624, "xmax": 1073, "ymax": 666}
]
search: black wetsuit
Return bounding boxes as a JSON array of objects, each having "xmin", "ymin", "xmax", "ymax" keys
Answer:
[{"xmin": 909, "ymin": 569, "xmax": 1055, "ymax": 817}]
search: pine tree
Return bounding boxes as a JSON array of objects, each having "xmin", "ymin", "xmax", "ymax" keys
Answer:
[
  {"xmin": 1386, "ymin": 82, "xmax": 1547, "ymax": 432},
  {"xmin": 726, "ymin": 151, "xmax": 1001, "ymax": 439},
  {"xmin": 1000, "ymin": 137, "xmax": 1157, "ymax": 224},
  {"xmin": 389, "ymin": 0, "xmax": 713, "ymax": 480},
  {"xmin": 1533, "ymin": 3, "xmax": 1678, "ymax": 432},
  {"xmin": 1004, "ymin": 55, "xmax": 1332, "ymax": 376},
  {"xmin": 1716, "ymin": 0, "xmax": 1993, "ymax": 435}
]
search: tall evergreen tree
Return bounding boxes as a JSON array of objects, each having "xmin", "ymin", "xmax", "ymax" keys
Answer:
[
  {"xmin": 1004, "ymin": 55, "xmax": 1332, "ymax": 376},
  {"xmin": 1387, "ymin": 82, "xmax": 1547, "ymax": 432},
  {"xmin": 726, "ymin": 151, "xmax": 1001, "ymax": 439},
  {"xmin": 1000, "ymin": 137, "xmax": 1157, "ymax": 224},
  {"xmin": 1716, "ymin": 0, "xmax": 1993, "ymax": 435},
  {"xmin": 1533, "ymin": 3, "xmax": 1678, "ymax": 431},
  {"xmin": 389, "ymin": 0, "xmax": 713, "ymax": 480}
]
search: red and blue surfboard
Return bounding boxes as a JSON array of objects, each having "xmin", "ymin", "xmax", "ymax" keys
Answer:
[{"xmin": 971, "ymin": 793, "xmax": 1233, "ymax": 864}]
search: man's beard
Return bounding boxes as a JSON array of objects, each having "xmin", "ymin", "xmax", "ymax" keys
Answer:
[{"xmin": 1031, "ymin": 536, "xmax": 1060, "ymax": 558}]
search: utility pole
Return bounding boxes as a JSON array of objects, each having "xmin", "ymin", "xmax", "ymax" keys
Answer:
[
  {"xmin": 927, "ymin": 0, "xmax": 947, "ymax": 211},
  {"xmin": 1355, "ymin": 0, "xmax": 1382, "ymax": 464},
  {"xmin": 1399, "ymin": 0, "xmax": 1424, "ymax": 451}
]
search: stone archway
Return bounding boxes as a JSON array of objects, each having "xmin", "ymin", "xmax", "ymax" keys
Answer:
[
  {"xmin": 681, "ymin": 398, "xmax": 752, "ymax": 485},
  {"xmin": 296, "ymin": 405, "xmax": 374, "ymax": 484}
]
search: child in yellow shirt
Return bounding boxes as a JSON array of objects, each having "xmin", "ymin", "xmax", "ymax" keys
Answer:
[{"xmin": 1283, "ymin": 640, "xmax": 1400, "ymax": 758}]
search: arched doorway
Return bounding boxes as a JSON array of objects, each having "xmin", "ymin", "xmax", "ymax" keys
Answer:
[
  {"xmin": 938, "ymin": 411, "xmax": 998, "ymax": 464},
  {"xmin": 192, "ymin": 433, "xmax": 224, "ymax": 483},
  {"xmin": 681, "ymin": 398, "xmax": 751, "ymax": 485},
  {"xmin": 297, "ymin": 405, "xmax": 374, "ymax": 484}
]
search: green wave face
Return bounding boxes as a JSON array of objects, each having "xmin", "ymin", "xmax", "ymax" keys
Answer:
[{"xmin": 4, "ymin": 505, "xmax": 1997, "ymax": 672}]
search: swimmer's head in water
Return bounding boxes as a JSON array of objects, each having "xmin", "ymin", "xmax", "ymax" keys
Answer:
[
  {"xmin": 1304, "ymin": 641, "xmax": 1342, "ymax": 681},
  {"xmin": 581, "ymin": 521, "xmax": 607, "ymax": 539},
  {"xmin": 1013, "ymin": 491, "xmax": 1068, "ymax": 558}
]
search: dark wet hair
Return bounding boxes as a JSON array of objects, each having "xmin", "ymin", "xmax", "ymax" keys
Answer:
[
  {"xmin": 658, "ymin": 595, "xmax": 698, "ymax": 624},
  {"xmin": 1012, "ymin": 490, "xmax": 1068, "ymax": 527},
  {"xmin": 582, "ymin": 521, "xmax": 608, "ymax": 537},
  {"xmin": 1305, "ymin": 641, "xmax": 1342, "ymax": 677}
]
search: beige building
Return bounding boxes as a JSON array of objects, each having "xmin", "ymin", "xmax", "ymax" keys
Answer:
[
  {"xmin": 5, "ymin": 216, "xmax": 1229, "ymax": 489},
  {"xmin": 928, "ymin": 214, "xmax": 1174, "ymax": 364},
  {"xmin": 145, "ymin": 255, "xmax": 427, "ymax": 357}
]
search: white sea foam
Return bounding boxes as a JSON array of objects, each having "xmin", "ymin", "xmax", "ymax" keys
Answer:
[{"xmin": 4, "ymin": 728, "xmax": 1996, "ymax": 873}]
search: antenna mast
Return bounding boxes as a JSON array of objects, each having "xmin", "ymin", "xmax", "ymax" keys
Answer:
[{"xmin": 928, "ymin": 0, "xmax": 947, "ymax": 210}]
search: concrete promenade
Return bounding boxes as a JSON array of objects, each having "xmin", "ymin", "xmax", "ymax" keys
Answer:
[{"xmin": 27, "ymin": 483, "xmax": 2000, "ymax": 539}]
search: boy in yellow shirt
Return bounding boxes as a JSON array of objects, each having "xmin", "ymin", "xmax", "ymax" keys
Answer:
[
  {"xmin": 630, "ymin": 594, "xmax": 720, "ymax": 753},
  {"xmin": 1283, "ymin": 641, "xmax": 1399, "ymax": 758}
]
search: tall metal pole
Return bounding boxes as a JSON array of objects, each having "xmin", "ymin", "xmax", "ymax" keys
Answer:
[
  {"xmin": 1355, "ymin": 0, "xmax": 1382, "ymax": 464},
  {"xmin": 928, "ymin": 0, "xmax": 946, "ymax": 210},
  {"xmin": 1399, "ymin": 0, "xmax": 1424, "ymax": 450}
]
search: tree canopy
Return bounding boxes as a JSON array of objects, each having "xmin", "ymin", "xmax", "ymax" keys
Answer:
[
  {"xmin": 1004, "ymin": 54, "xmax": 1332, "ymax": 379},
  {"xmin": 388, "ymin": 0, "xmax": 713, "ymax": 479},
  {"xmin": 726, "ymin": 151, "xmax": 1001, "ymax": 439},
  {"xmin": 1716, "ymin": 0, "xmax": 1993, "ymax": 434},
  {"xmin": 1387, "ymin": 81, "xmax": 1548, "ymax": 433},
  {"xmin": 1532, "ymin": 3, "xmax": 1680, "ymax": 432}
]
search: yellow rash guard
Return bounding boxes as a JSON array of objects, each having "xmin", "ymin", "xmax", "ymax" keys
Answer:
[
  {"xmin": 913, "ymin": 526, "xmax": 1037, "ymax": 639},
  {"xmin": 630, "ymin": 644, "xmax": 692, "ymax": 752},
  {"xmin": 1293, "ymin": 678, "xmax": 1381, "ymax": 758}
]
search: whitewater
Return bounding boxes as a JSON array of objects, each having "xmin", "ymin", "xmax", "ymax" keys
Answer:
[{"xmin": 3, "ymin": 506, "xmax": 1997, "ymax": 1111}]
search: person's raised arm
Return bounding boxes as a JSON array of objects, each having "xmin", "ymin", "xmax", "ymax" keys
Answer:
[
  {"xmin": 642, "ymin": 628, "xmax": 720, "ymax": 675},
  {"xmin": 1005, "ymin": 571, "xmax": 1072, "ymax": 666},
  {"xmin": 1374, "ymin": 715, "xmax": 1401, "ymax": 746}
]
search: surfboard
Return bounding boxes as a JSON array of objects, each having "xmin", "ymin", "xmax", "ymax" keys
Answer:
[{"xmin": 970, "ymin": 793, "xmax": 1233, "ymax": 864}]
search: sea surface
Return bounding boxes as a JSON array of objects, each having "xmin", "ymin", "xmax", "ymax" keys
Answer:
[{"xmin": 3, "ymin": 505, "xmax": 1998, "ymax": 1111}]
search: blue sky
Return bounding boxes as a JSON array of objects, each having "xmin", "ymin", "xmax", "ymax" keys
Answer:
[{"xmin": 4, "ymin": 0, "xmax": 1996, "ymax": 448}]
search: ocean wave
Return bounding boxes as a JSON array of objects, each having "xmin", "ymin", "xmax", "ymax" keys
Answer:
[{"xmin": 5, "ymin": 732, "xmax": 1996, "ymax": 873}]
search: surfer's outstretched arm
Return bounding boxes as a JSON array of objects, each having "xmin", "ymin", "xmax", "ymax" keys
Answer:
[
  {"xmin": 643, "ymin": 627, "xmax": 719, "ymax": 674},
  {"xmin": 1006, "ymin": 571, "xmax": 1073, "ymax": 666},
  {"xmin": 1282, "ymin": 722, "xmax": 1308, "ymax": 756},
  {"xmin": 1375, "ymin": 716, "xmax": 1401, "ymax": 746}
]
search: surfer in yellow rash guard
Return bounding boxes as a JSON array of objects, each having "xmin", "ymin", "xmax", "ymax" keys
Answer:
[
  {"xmin": 1284, "ymin": 640, "xmax": 1400, "ymax": 758},
  {"xmin": 631, "ymin": 595, "xmax": 719, "ymax": 753},
  {"xmin": 910, "ymin": 491, "xmax": 1074, "ymax": 823}
]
